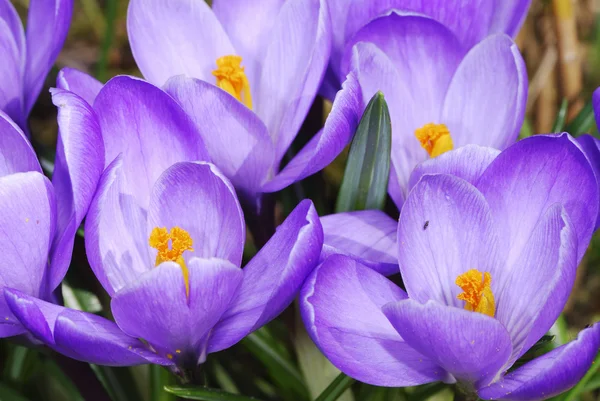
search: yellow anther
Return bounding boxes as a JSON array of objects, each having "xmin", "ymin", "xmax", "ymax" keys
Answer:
[
  {"xmin": 415, "ymin": 123, "xmax": 454, "ymax": 158},
  {"xmin": 455, "ymin": 269, "xmax": 495, "ymax": 317},
  {"xmin": 149, "ymin": 227, "xmax": 194, "ymax": 297},
  {"xmin": 212, "ymin": 55, "xmax": 253, "ymax": 109}
]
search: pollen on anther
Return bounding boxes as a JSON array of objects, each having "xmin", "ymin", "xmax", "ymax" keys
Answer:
[{"xmin": 414, "ymin": 123, "xmax": 454, "ymax": 158}]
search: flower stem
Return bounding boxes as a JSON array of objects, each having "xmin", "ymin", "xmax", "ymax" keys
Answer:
[{"xmin": 454, "ymin": 384, "xmax": 479, "ymax": 401}]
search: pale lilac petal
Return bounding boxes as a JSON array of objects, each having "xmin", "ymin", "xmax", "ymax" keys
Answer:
[
  {"xmin": 320, "ymin": 210, "xmax": 398, "ymax": 276},
  {"xmin": 577, "ymin": 134, "xmax": 600, "ymax": 229},
  {"xmin": 0, "ymin": 111, "xmax": 41, "ymax": 176},
  {"xmin": 212, "ymin": 0, "xmax": 285, "ymax": 86},
  {"xmin": 398, "ymin": 174, "xmax": 501, "ymax": 307},
  {"xmin": 0, "ymin": 172, "xmax": 55, "ymax": 318},
  {"xmin": 148, "ymin": 162, "xmax": 245, "ymax": 267},
  {"xmin": 490, "ymin": 0, "xmax": 532, "ymax": 37},
  {"xmin": 5, "ymin": 289, "xmax": 169, "ymax": 366},
  {"xmin": 254, "ymin": 0, "xmax": 330, "ymax": 161},
  {"xmin": 56, "ymin": 67, "xmax": 103, "ymax": 106},
  {"xmin": 23, "ymin": 0, "xmax": 73, "ymax": 114},
  {"xmin": 478, "ymin": 323, "xmax": 600, "ymax": 401},
  {"xmin": 163, "ymin": 76, "xmax": 274, "ymax": 195},
  {"xmin": 301, "ymin": 255, "xmax": 447, "ymax": 386},
  {"xmin": 0, "ymin": 16, "xmax": 24, "ymax": 125},
  {"xmin": 383, "ymin": 299, "xmax": 512, "ymax": 385},
  {"xmin": 441, "ymin": 34, "xmax": 527, "ymax": 150},
  {"xmin": 476, "ymin": 134, "xmax": 598, "ymax": 263},
  {"xmin": 93, "ymin": 76, "xmax": 208, "ymax": 208},
  {"xmin": 209, "ymin": 200, "xmax": 323, "ymax": 353},
  {"xmin": 263, "ymin": 73, "xmax": 362, "ymax": 193},
  {"xmin": 408, "ymin": 145, "xmax": 500, "ymax": 191},
  {"xmin": 49, "ymin": 88, "xmax": 104, "ymax": 290},
  {"xmin": 127, "ymin": 0, "xmax": 234, "ymax": 86},
  {"xmin": 496, "ymin": 205, "xmax": 577, "ymax": 367},
  {"xmin": 85, "ymin": 156, "xmax": 151, "ymax": 296},
  {"xmin": 112, "ymin": 259, "xmax": 242, "ymax": 364}
]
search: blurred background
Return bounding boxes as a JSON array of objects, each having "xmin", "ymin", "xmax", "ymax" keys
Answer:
[{"xmin": 2, "ymin": 0, "xmax": 600, "ymax": 400}]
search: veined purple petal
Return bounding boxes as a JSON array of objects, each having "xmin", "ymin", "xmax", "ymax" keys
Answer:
[
  {"xmin": 148, "ymin": 162, "xmax": 245, "ymax": 267},
  {"xmin": 0, "ymin": 111, "xmax": 41, "ymax": 176},
  {"xmin": 489, "ymin": 0, "xmax": 532, "ymax": 37},
  {"xmin": 263, "ymin": 73, "xmax": 362, "ymax": 192},
  {"xmin": 398, "ymin": 174, "xmax": 501, "ymax": 308},
  {"xmin": 478, "ymin": 323, "xmax": 600, "ymax": 401},
  {"xmin": 320, "ymin": 210, "xmax": 398, "ymax": 276},
  {"xmin": 111, "ymin": 259, "xmax": 242, "ymax": 365},
  {"xmin": 383, "ymin": 299, "xmax": 512, "ymax": 385},
  {"xmin": 56, "ymin": 67, "xmax": 103, "ymax": 106},
  {"xmin": 593, "ymin": 87, "xmax": 600, "ymax": 130},
  {"xmin": 577, "ymin": 134, "xmax": 600, "ymax": 230},
  {"xmin": 254, "ymin": 0, "xmax": 330, "ymax": 162},
  {"xmin": 163, "ymin": 76, "xmax": 274, "ymax": 195},
  {"xmin": 476, "ymin": 134, "xmax": 598, "ymax": 264},
  {"xmin": 0, "ymin": 171, "xmax": 55, "ymax": 336},
  {"xmin": 5, "ymin": 289, "xmax": 170, "ymax": 366},
  {"xmin": 301, "ymin": 255, "xmax": 446, "ymax": 386},
  {"xmin": 408, "ymin": 145, "xmax": 500, "ymax": 191},
  {"xmin": 127, "ymin": 0, "xmax": 234, "ymax": 86},
  {"xmin": 209, "ymin": 199, "xmax": 323, "ymax": 353},
  {"xmin": 496, "ymin": 205, "xmax": 577, "ymax": 367},
  {"xmin": 85, "ymin": 156, "xmax": 151, "ymax": 296},
  {"xmin": 49, "ymin": 88, "xmax": 104, "ymax": 291},
  {"xmin": 212, "ymin": 0, "xmax": 285, "ymax": 87},
  {"xmin": 0, "ymin": 16, "xmax": 24, "ymax": 126},
  {"xmin": 93, "ymin": 76, "xmax": 208, "ymax": 208},
  {"xmin": 23, "ymin": 0, "xmax": 73, "ymax": 115},
  {"xmin": 0, "ymin": 0, "xmax": 25, "ymax": 62},
  {"xmin": 442, "ymin": 34, "xmax": 527, "ymax": 151}
]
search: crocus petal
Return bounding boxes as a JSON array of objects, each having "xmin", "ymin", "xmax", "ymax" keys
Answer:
[
  {"xmin": 23, "ymin": 0, "xmax": 73, "ymax": 114},
  {"xmin": 320, "ymin": 210, "xmax": 398, "ymax": 276},
  {"xmin": 5, "ymin": 289, "xmax": 169, "ymax": 366},
  {"xmin": 441, "ymin": 34, "xmax": 527, "ymax": 150},
  {"xmin": 0, "ymin": 172, "xmax": 55, "ymax": 323},
  {"xmin": 0, "ymin": 16, "xmax": 23, "ymax": 125},
  {"xmin": 383, "ymin": 299, "xmax": 512, "ymax": 385},
  {"xmin": 163, "ymin": 76, "xmax": 274, "ymax": 195},
  {"xmin": 489, "ymin": 0, "xmax": 532, "ymax": 37},
  {"xmin": 495, "ymin": 205, "xmax": 577, "ymax": 367},
  {"xmin": 301, "ymin": 255, "xmax": 446, "ymax": 387},
  {"xmin": 0, "ymin": 0, "xmax": 25, "ymax": 60},
  {"xmin": 212, "ymin": 0, "xmax": 285, "ymax": 85},
  {"xmin": 254, "ymin": 0, "xmax": 330, "ymax": 161},
  {"xmin": 476, "ymin": 134, "xmax": 598, "ymax": 263},
  {"xmin": 127, "ymin": 0, "xmax": 234, "ymax": 86},
  {"xmin": 93, "ymin": 76, "xmax": 208, "ymax": 208},
  {"xmin": 408, "ymin": 145, "xmax": 500, "ymax": 191},
  {"xmin": 85, "ymin": 156, "xmax": 151, "ymax": 296},
  {"xmin": 208, "ymin": 199, "xmax": 323, "ymax": 353},
  {"xmin": 0, "ymin": 111, "xmax": 41, "ymax": 176},
  {"xmin": 593, "ymin": 87, "xmax": 600, "ymax": 130},
  {"xmin": 398, "ymin": 174, "xmax": 501, "ymax": 308},
  {"xmin": 263, "ymin": 73, "xmax": 362, "ymax": 192},
  {"xmin": 148, "ymin": 162, "xmax": 245, "ymax": 267},
  {"xmin": 111, "ymin": 259, "xmax": 242, "ymax": 363},
  {"xmin": 577, "ymin": 134, "xmax": 600, "ymax": 229},
  {"xmin": 478, "ymin": 323, "xmax": 600, "ymax": 401},
  {"xmin": 49, "ymin": 88, "xmax": 104, "ymax": 291},
  {"xmin": 56, "ymin": 67, "xmax": 103, "ymax": 106}
]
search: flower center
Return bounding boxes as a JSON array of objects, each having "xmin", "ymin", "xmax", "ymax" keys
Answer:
[
  {"xmin": 212, "ymin": 55, "xmax": 253, "ymax": 109},
  {"xmin": 149, "ymin": 227, "xmax": 194, "ymax": 296},
  {"xmin": 455, "ymin": 269, "xmax": 495, "ymax": 317},
  {"xmin": 415, "ymin": 123, "xmax": 454, "ymax": 157}
]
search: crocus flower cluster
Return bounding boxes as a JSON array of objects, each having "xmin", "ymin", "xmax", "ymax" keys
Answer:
[
  {"xmin": 303, "ymin": 134, "xmax": 600, "ymax": 400},
  {"xmin": 5, "ymin": 75, "xmax": 323, "ymax": 372},
  {"xmin": 0, "ymin": 0, "xmax": 72, "ymax": 131}
]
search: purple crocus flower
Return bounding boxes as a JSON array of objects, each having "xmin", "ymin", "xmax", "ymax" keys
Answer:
[
  {"xmin": 329, "ymin": 13, "xmax": 527, "ymax": 209},
  {"xmin": 0, "ymin": 0, "xmax": 72, "ymax": 130},
  {"xmin": 322, "ymin": 0, "xmax": 531, "ymax": 98},
  {"xmin": 125, "ymin": 0, "xmax": 358, "ymax": 223},
  {"xmin": 6, "ymin": 74, "xmax": 324, "ymax": 370},
  {"xmin": 301, "ymin": 134, "xmax": 600, "ymax": 400}
]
